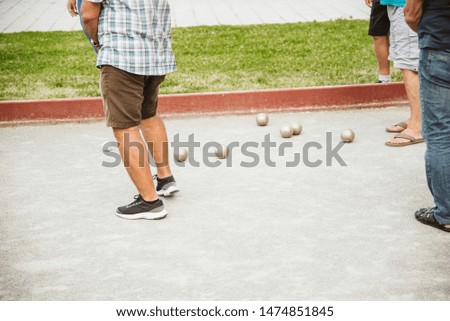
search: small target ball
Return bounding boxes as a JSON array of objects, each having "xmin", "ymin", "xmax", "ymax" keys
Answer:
[
  {"xmin": 215, "ymin": 144, "xmax": 229, "ymax": 159},
  {"xmin": 174, "ymin": 148, "xmax": 188, "ymax": 162},
  {"xmin": 340, "ymin": 129, "xmax": 355, "ymax": 143},
  {"xmin": 256, "ymin": 113, "xmax": 269, "ymax": 126},
  {"xmin": 280, "ymin": 125, "xmax": 293, "ymax": 138},
  {"xmin": 291, "ymin": 122, "xmax": 303, "ymax": 135}
]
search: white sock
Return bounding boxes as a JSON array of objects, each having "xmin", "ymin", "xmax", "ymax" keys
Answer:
[{"xmin": 378, "ymin": 74, "xmax": 391, "ymax": 83}]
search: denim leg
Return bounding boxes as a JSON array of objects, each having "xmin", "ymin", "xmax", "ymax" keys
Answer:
[
  {"xmin": 419, "ymin": 48, "xmax": 450, "ymax": 224},
  {"xmin": 77, "ymin": 0, "xmax": 98, "ymax": 53}
]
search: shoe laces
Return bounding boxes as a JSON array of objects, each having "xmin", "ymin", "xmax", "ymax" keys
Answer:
[{"xmin": 128, "ymin": 194, "xmax": 143, "ymax": 206}]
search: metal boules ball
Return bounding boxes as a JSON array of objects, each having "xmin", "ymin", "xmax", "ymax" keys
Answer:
[
  {"xmin": 280, "ymin": 125, "xmax": 293, "ymax": 138},
  {"xmin": 291, "ymin": 122, "xmax": 302, "ymax": 135},
  {"xmin": 340, "ymin": 129, "xmax": 355, "ymax": 143},
  {"xmin": 256, "ymin": 113, "xmax": 269, "ymax": 126},
  {"xmin": 215, "ymin": 144, "xmax": 229, "ymax": 159},
  {"xmin": 174, "ymin": 148, "xmax": 188, "ymax": 162}
]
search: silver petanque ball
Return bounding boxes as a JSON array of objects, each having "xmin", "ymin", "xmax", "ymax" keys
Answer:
[
  {"xmin": 256, "ymin": 113, "xmax": 269, "ymax": 126},
  {"xmin": 340, "ymin": 129, "xmax": 355, "ymax": 143},
  {"xmin": 280, "ymin": 125, "xmax": 293, "ymax": 138},
  {"xmin": 215, "ymin": 144, "xmax": 229, "ymax": 159},
  {"xmin": 291, "ymin": 122, "xmax": 303, "ymax": 135},
  {"xmin": 174, "ymin": 148, "xmax": 188, "ymax": 162}
]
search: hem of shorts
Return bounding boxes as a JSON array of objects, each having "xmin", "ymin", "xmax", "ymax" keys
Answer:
[
  {"xmin": 368, "ymin": 32, "xmax": 390, "ymax": 37},
  {"xmin": 393, "ymin": 62, "xmax": 418, "ymax": 71},
  {"xmin": 107, "ymin": 120, "xmax": 141, "ymax": 128},
  {"xmin": 142, "ymin": 113, "xmax": 157, "ymax": 121}
]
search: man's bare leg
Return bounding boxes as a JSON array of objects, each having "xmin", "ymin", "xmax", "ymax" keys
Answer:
[
  {"xmin": 373, "ymin": 35, "xmax": 390, "ymax": 77},
  {"xmin": 113, "ymin": 125, "xmax": 158, "ymax": 201},
  {"xmin": 140, "ymin": 115, "xmax": 173, "ymax": 179},
  {"xmin": 387, "ymin": 69, "xmax": 422, "ymax": 144}
]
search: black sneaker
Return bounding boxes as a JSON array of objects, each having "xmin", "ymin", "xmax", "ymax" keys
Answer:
[
  {"xmin": 116, "ymin": 195, "xmax": 167, "ymax": 220},
  {"xmin": 153, "ymin": 175, "xmax": 179, "ymax": 197}
]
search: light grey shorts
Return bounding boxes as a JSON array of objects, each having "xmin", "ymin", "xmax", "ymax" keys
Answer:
[{"xmin": 387, "ymin": 5, "xmax": 419, "ymax": 71}]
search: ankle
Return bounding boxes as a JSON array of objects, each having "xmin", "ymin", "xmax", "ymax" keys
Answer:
[
  {"xmin": 144, "ymin": 198, "xmax": 160, "ymax": 204},
  {"xmin": 406, "ymin": 126, "xmax": 421, "ymax": 133},
  {"xmin": 157, "ymin": 175, "xmax": 175, "ymax": 183},
  {"xmin": 156, "ymin": 172, "xmax": 173, "ymax": 180},
  {"xmin": 141, "ymin": 194, "xmax": 159, "ymax": 203}
]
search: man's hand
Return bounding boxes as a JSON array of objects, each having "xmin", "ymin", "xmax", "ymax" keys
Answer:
[
  {"xmin": 404, "ymin": 0, "xmax": 424, "ymax": 32},
  {"xmin": 365, "ymin": 0, "xmax": 373, "ymax": 8},
  {"xmin": 67, "ymin": 0, "xmax": 78, "ymax": 17}
]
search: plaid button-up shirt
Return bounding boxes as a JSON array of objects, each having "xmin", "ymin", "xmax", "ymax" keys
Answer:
[{"xmin": 88, "ymin": 0, "xmax": 176, "ymax": 76}]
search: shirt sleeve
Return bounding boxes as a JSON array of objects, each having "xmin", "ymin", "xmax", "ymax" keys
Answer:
[{"xmin": 87, "ymin": 0, "xmax": 103, "ymax": 3}]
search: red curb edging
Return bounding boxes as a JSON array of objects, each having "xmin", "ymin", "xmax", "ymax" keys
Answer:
[{"xmin": 0, "ymin": 83, "xmax": 407, "ymax": 123}]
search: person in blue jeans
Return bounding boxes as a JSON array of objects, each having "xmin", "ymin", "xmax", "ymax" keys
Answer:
[
  {"xmin": 67, "ymin": 0, "xmax": 98, "ymax": 53},
  {"xmin": 404, "ymin": 0, "xmax": 450, "ymax": 232}
]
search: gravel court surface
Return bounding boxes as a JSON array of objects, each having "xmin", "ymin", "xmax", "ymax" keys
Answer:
[{"xmin": 0, "ymin": 106, "xmax": 449, "ymax": 300}]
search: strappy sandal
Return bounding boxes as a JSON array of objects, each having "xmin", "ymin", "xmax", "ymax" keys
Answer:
[
  {"xmin": 385, "ymin": 133, "xmax": 424, "ymax": 147},
  {"xmin": 386, "ymin": 122, "xmax": 408, "ymax": 133},
  {"xmin": 415, "ymin": 207, "xmax": 450, "ymax": 233}
]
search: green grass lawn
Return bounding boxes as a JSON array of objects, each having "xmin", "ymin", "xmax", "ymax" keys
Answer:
[{"xmin": 0, "ymin": 20, "xmax": 401, "ymax": 100}]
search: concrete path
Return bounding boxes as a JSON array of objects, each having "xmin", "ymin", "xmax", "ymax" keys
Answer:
[
  {"xmin": 0, "ymin": 0, "xmax": 370, "ymax": 33},
  {"xmin": 1, "ymin": 107, "xmax": 449, "ymax": 300}
]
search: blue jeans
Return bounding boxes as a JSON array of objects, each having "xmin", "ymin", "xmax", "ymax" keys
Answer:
[
  {"xmin": 77, "ymin": 0, "xmax": 98, "ymax": 53},
  {"xmin": 419, "ymin": 48, "xmax": 450, "ymax": 224}
]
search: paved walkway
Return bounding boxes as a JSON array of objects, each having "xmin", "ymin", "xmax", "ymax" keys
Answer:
[{"xmin": 0, "ymin": 0, "xmax": 370, "ymax": 33}]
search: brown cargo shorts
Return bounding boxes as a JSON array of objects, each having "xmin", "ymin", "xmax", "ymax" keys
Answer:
[{"xmin": 99, "ymin": 65, "xmax": 165, "ymax": 128}]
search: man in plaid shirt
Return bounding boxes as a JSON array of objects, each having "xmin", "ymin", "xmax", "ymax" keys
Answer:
[{"xmin": 82, "ymin": 0, "xmax": 179, "ymax": 220}]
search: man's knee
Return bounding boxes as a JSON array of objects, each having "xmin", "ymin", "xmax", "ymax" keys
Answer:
[{"xmin": 113, "ymin": 125, "xmax": 140, "ymax": 141}]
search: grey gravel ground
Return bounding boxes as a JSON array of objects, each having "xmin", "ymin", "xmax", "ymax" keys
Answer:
[{"xmin": 1, "ymin": 107, "xmax": 449, "ymax": 300}]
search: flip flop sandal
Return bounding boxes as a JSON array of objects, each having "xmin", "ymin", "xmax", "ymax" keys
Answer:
[
  {"xmin": 386, "ymin": 122, "xmax": 408, "ymax": 133},
  {"xmin": 385, "ymin": 133, "xmax": 424, "ymax": 147},
  {"xmin": 415, "ymin": 208, "xmax": 450, "ymax": 233}
]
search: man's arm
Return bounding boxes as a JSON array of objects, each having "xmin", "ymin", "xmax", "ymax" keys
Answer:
[
  {"xmin": 404, "ymin": 0, "xmax": 424, "ymax": 32},
  {"xmin": 81, "ymin": 0, "xmax": 102, "ymax": 46},
  {"xmin": 365, "ymin": 0, "xmax": 373, "ymax": 8}
]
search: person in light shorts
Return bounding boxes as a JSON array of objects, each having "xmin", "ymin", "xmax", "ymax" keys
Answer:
[
  {"xmin": 388, "ymin": 6, "xmax": 419, "ymax": 71},
  {"xmin": 382, "ymin": 0, "xmax": 423, "ymax": 147}
]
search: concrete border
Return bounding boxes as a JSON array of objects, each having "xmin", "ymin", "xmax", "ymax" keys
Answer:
[{"xmin": 0, "ymin": 82, "xmax": 407, "ymax": 124}]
